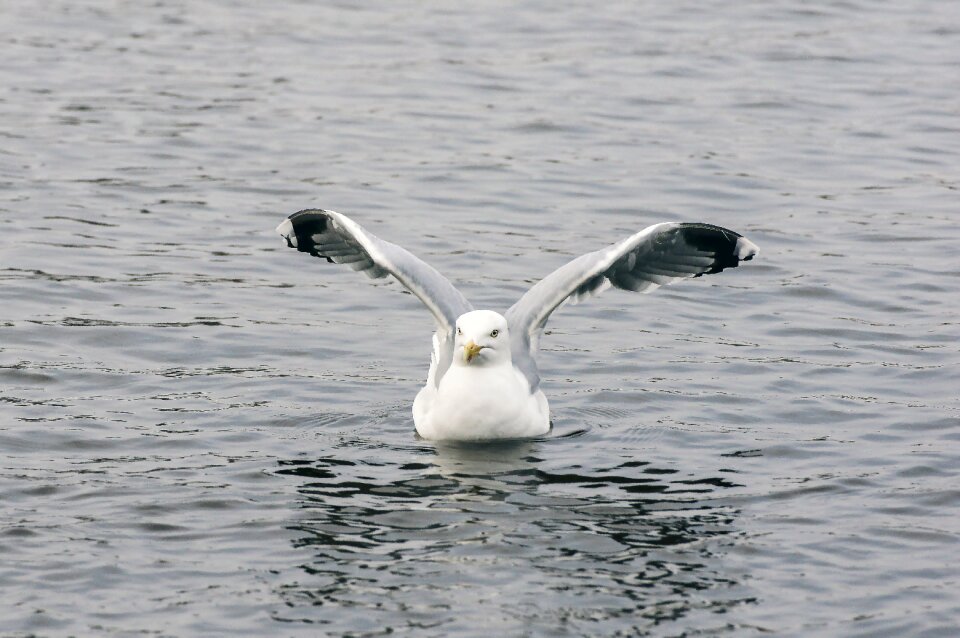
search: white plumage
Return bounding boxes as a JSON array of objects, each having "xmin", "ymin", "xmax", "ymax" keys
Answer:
[{"xmin": 276, "ymin": 210, "xmax": 758, "ymax": 441}]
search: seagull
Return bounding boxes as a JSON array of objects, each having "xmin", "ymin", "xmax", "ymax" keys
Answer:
[{"xmin": 276, "ymin": 210, "xmax": 758, "ymax": 441}]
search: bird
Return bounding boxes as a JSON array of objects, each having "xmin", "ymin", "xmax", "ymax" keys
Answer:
[{"xmin": 275, "ymin": 209, "xmax": 758, "ymax": 441}]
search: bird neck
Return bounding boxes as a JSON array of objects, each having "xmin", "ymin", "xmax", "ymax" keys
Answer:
[{"xmin": 453, "ymin": 355, "xmax": 511, "ymax": 370}]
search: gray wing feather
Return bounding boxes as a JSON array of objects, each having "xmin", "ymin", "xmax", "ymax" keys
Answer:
[
  {"xmin": 505, "ymin": 222, "xmax": 759, "ymax": 389},
  {"xmin": 276, "ymin": 209, "xmax": 473, "ymax": 386}
]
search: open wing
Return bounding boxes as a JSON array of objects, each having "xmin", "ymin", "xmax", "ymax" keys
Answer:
[
  {"xmin": 276, "ymin": 209, "xmax": 473, "ymax": 384},
  {"xmin": 505, "ymin": 222, "xmax": 758, "ymax": 388}
]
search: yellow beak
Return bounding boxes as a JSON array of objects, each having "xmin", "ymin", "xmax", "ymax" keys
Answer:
[{"xmin": 463, "ymin": 340, "xmax": 483, "ymax": 363}]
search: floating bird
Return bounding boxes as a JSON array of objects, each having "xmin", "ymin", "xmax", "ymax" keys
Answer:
[{"xmin": 276, "ymin": 210, "xmax": 758, "ymax": 441}]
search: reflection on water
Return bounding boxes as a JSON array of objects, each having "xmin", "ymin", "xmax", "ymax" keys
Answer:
[{"xmin": 275, "ymin": 438, "xmax": 750, "ymax": 633}]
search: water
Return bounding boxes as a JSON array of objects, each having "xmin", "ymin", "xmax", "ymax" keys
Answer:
[{"xmin": 2, "ymin": 1, "xmax": 959, "ymax": 635}]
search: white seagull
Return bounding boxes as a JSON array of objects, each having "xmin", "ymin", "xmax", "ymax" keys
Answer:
[{"xmin": 276, "ymin": 210, "xmax": 758, "ymax": 441}]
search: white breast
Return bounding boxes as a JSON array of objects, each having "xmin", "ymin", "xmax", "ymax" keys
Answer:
[{"xmin": 413, "ymin": 363, "xmax": 549, "ymax": 440}]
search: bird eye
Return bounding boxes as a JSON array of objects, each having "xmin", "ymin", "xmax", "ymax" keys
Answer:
[
  {"xmin": 457, "ymin": 327, "xmax": 462, "ymax": 335},
  {"xmin": 490, "ymin": 329, "xmax": 499, "ymax": 338}
]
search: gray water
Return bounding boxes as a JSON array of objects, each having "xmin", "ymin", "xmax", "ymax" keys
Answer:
[{"xmin": 2, "ymin": 1, "xmax": 959, "ymax": 636}]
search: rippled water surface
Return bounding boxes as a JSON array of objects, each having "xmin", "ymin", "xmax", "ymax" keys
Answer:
[{"xmin": 3, "ymin": 1, "xmax": 959, "ymax": 636}]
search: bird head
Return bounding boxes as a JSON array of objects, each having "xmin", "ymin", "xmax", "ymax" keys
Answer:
[{"xmin": 454, "ymin": 310, "xmax": 510, "ymax": 366}]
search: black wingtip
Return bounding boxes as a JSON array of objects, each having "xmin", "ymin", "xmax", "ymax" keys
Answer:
[
  {"xmin": 278, "ymin": 209, "xmax": 332, "ymax": 257},
  {"xmin": 677, "ymin": 223, "xmax": 758, "ymax": 275}
]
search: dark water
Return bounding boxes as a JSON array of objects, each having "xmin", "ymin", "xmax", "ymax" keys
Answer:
[{"xmin": 3, "ymin": 1, "xmax": 959, "ymax": 635}]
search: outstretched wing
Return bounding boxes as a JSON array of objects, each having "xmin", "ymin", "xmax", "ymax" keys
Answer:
[
  {"xmin": 276, "ymin": 209, "xmax": 473, "ymax": 385},
  {"xmin": 505, "ymin": 222, "xmax": 758, "ymax": 388}
]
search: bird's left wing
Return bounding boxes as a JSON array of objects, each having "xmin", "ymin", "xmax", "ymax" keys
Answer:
[{"xmin": 505, "ymin": 222, "xmax": 758, "ymax": 389}]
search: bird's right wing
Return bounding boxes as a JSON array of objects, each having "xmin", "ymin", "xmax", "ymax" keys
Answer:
[{"xmin": 276, "ymin": 209, "xmax": 474, "ymax": 385}]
